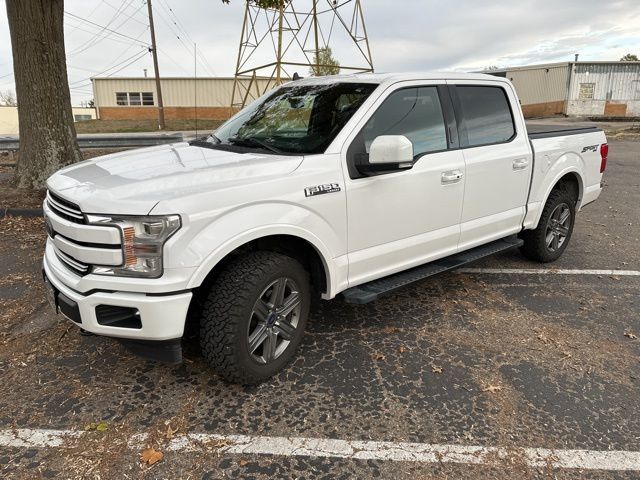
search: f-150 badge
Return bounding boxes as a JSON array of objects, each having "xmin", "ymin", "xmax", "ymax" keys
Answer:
[{"xmin": 304, "ymin": 183, "xmax": 341, "ymax": 197}]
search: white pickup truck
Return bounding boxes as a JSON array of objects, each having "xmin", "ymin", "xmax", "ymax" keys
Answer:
[{"xmin": 43, "ymin": 72, "xmax": 607, "ymax": 384}]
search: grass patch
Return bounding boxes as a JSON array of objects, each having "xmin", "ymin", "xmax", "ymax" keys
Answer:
[{"xmin": 75, "ymin": 119, "xmax": 224, "ymax": 134}]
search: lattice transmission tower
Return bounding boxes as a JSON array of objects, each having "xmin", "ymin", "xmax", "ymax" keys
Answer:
[{"xmin": 230, "ymin": 0, "xmax": 374, "ymax": 110}]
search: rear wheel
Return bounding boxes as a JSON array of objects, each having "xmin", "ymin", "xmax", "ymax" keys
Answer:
[
  {"xmin": 520, "ymin": 186, "xmax": 576, "ymax": 262},
  {"xmin": 199, "ymin": 251, "xmax": 310, "ymax": 385}
]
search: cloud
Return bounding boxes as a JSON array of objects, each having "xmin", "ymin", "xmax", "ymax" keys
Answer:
[{"xmin": 0, "ymin": 0, "xmax": 639, "ymax": 105}]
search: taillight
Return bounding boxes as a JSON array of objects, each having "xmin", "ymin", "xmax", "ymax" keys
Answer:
[{"xmin": 600, "ymin": 143, "xmax": 608, "ymax": 173}]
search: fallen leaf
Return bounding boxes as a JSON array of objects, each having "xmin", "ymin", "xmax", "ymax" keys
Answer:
[
  {"xmin": 84, "ymin": 421, "xmax": 108, "ymax": 432},
  {"xmin": 482, "ymin": 385, "xmax": 503, "ymax": 393},
  {"xmin": 431, "ymin": 365, "xmax": 443, "ymax": 374},
  {"xmin": 562, "ymin": 351, "xmax": 572, "ymax": 359},
  {"xmin": 624, "ymin": 331, "xmax": 638, "ymax": 340},
  {"xmin": 381, "ymin": 326, "xmax": 400, "ymax": 334},
  {"xmin": 207, "ymin": 439, "xmax": 235, "ymax": 451},
  {"xmin": 398, "ymin": 346, "xmax": 406, "ymax": 354},
  {"xmin": 140, "ymin": 448, "xmax": 163, "ymax": 466},
  {"xmin": 238, "ymin": 459, "xmax": 249, "ymax": 467},
  {"xmin": 370, "ymin": 352, "xmax": 385, "ymax": 361},
  {"xmin": 165, "ymin": 424, "xmax": 178, "ymax": 440}
]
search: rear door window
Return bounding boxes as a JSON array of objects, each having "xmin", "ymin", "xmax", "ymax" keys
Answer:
[{"xmin": 455, "ymin": 86, "xmax": 515, "ymax": 147}]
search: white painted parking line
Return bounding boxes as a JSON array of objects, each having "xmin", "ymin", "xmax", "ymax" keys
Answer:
[
  {"xmin": 2, "ymin": 428, "xmax": 640, "ymax": 472},
  {"xmin": 0, "ymin": 428, "xmax": 83, "ymax": 448},
  {"xmin": 458, "ymin": 268, "xmax": 640, "ymax": 276}
]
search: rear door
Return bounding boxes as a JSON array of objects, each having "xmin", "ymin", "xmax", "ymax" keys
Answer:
[
  {"xmin": 448, "ymin": 81, "xmax": 533, "ymax": 250},
  {"xmin": 342, "ymin": 82, "xmax": 466, "ymax": 287}
]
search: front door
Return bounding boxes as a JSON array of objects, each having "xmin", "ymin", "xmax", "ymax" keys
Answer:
[{"xmin": 342, "ymin": 83, "xmax": 466, "ymax": 287}]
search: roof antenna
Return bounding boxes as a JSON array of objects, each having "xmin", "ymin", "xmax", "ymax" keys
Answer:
[
  {"xmin": 293, "ymin": 72, "xmax": 303, "ymax": 81},
  {"xmin": 194, "ymin": 42, "xmax": 198, "ymax": 139}
]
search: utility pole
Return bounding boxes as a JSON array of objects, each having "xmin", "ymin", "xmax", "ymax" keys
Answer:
[{"xmin": 146, "ymin": 0, "xmax": 165, "ymax": 130}]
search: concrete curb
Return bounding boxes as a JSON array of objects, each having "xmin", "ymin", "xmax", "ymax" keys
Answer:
[{"xmin": 0, "ymin": 207, "xmax": 44, "ymax": 219}]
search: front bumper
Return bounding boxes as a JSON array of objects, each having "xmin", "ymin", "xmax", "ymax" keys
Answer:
[{"xmin": 43, "ymin": 250, "xmax": 193, "ymax": 344}]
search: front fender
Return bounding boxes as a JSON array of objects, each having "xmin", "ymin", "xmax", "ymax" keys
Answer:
[{"xmin": 184, "ymin": 203, "xmax": 347, "ymax": 298}]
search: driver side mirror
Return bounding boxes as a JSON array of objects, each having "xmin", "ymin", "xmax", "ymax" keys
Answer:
[{"xmin": 369, "ymin": 135, "xmax": 414, "ymax": 167}]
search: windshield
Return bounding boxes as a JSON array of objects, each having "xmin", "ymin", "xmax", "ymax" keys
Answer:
[{"xmin": 212, "ymin": 82, "xmax": 377, "ymax": 154}]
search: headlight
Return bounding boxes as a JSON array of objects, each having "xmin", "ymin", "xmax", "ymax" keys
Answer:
[{"xmin": 87, "ymin": 214, "xmax": 181, "ymax": 278}]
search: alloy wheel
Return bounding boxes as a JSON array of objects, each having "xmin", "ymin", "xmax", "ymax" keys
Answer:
[{"xmin": 247, "ymin": 277, "xmax": 302, "ymax": 364}]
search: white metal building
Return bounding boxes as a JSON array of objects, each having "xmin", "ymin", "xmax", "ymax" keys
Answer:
[{"xmin": 488, "ymin": 61, "xmax": 640, "ymax": 118}]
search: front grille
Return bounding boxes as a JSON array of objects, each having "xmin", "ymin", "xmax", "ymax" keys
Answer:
[
  {"xmin": 54, "ymin": 247, "xmax": 90, "ymax": 276},
  {"xmin": 46, "ymin": 190, "xmax": 84, "ymax": 224},
  {"xmin": 46, "ymin": 189, "xmax": 123, "ymax": 277}
]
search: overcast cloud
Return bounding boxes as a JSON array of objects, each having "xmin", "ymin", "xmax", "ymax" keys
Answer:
[{"xmin": 1, "ymin": 0, "xmax": 639, "ymax": 105}]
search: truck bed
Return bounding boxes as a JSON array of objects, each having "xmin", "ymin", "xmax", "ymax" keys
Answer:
[{"xmin": 526, "ymin": 123, "xmax": 601, "ymax": 140}]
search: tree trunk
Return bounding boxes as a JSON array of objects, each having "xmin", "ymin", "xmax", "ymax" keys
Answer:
[{"xmin": 6, "ymin": 0, "xmax": 82, "ymax": 190}]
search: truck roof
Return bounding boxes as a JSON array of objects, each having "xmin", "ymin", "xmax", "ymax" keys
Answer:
[{"xmin": 293, "ymin": 71, "xmax": 509, "ymax": 86}]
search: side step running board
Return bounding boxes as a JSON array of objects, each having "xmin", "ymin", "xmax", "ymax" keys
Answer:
[{"xmin": 342, "ymin": 235, "xmax": 524, "ymax": 304}]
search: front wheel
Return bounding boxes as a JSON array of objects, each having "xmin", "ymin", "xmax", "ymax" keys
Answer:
[
  {"xmin": 520, "ymin": 187, "xmax": 576, "ymax": 263},
  {"xmin": 199, "ymin": 251, "xmax": 310, "ymax": 385}
]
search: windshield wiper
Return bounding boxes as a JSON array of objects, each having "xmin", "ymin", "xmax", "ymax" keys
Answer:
[
  {"xmin": 227, "ymin": 136, "xmax": 283, "ymax": 154},
  {"xmin": 189, "ymin": 134, "xmax": 221, "ymax": 149}
]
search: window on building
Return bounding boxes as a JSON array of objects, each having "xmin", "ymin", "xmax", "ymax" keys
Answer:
[
  {"xmin": 128, "ymin": 92, "xmax": 141, "ymax": 106},
  {"xmin": 361, "ymin": 86, "xmax": 447, "ymax": 157},
  {"xmin": 115, "ymin": 92, "xmax": 154, "ymax": 106},
  {"xmin": 579, "ymin": 83, "xmax": 595, "ymax": 100},
  {"xmin": 456, "ymin": 85, "xmax": 515, "ymax": 147},
  {"xmin": 116, "ymin": 92, "xmax": 128, "ymax": 105},
  {"xmin": 142, "ymin": 92, "xmax": 154, "ymax": 105},
  {"xmin": 74, "ymin": 114, "xmax": 93, "ymax": 122}
]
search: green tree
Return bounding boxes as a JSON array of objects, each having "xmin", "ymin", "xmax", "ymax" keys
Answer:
[
  {"xmin": 620, "ymin": 53, "xmax": 639, "ymax": 61},
  {"xmin": 310, "ymin": 47, "xmax": 341, "ymax": 76}
]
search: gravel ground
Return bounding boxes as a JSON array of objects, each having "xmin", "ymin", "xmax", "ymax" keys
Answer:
[{"xmin": 0, "ymin": 140, "xmax": 638, "ymax": 479}]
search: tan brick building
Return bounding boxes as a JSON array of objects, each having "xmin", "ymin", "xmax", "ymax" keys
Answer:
[{"xmin": 91, "ymin": 77, "xmax": 275, "ymax": 121}]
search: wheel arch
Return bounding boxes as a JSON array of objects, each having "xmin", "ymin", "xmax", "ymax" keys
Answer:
[
  {"xmin": 527, "ymin": 168, "xmax": 584, "ymax": 230},
  {"xmin": 187, "ymin": 227, "xmax": 338, "ymax": 299}
]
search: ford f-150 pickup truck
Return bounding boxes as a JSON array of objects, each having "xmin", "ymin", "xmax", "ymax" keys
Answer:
[{"xmin": 43, "ymin": 72, "xmax": 607, "ymax": 384}]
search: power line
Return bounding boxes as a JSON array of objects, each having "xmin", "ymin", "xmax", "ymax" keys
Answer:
[
  {"xmin": 64, "ymin": 18, "xmax": 148, "ymax": 50},
  {"xmin": 66, "ymin": 0, "xmax": 132, "ymax": 55},
  {"xmin": 157, "ymin": 0, "xmax": 217, "ymax": 76},
  {"xmin": 69, "ymin": 49, "xmax": 149, "ymax": 86},
  {"xmin": 65, "ymin": 4, "xmax": 150, "ymax": 56},
  {"xmin": 102, "ymin": 0, "xmax": 147, "ymax": 26},
  {"xmin": 152, "ymin": 2, "xmax": 215, "ymax": 76}
]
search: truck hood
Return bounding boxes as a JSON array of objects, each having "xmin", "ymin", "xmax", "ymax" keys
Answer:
[{"xmin": 46, "ymin": 143, "xmax": 304, "ymax": 215}]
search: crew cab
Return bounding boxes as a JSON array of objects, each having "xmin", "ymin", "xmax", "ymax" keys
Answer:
[{"xmin": 43, "ymin": 73, "xmax": 607, "ymax": 384}]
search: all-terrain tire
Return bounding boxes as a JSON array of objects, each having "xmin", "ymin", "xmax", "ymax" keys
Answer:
[
  {"xmin": 199, "ymin": 251, "xmax": 310, "ymax": 385},
  {"xmin": 520, "ymin": 186, "xmax": 577, "ymax": 263}
]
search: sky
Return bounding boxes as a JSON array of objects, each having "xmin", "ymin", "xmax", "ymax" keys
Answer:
[{"xmin": 0, "ymin": 0, "xmax": 639, "ymax": 105}]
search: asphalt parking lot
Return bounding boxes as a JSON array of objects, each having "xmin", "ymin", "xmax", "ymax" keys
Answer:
[{"xmin": 0, "ymin": 140, "xmax": 639, "ymax": 479}]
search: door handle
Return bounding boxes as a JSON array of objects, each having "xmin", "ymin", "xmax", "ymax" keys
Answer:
[
  {"xmin": 513, "ymin": 158, "xmax": 529, "ymax": 170},
  {"xmin": 441, "ymin": 170, "xmax": 463, "ymax": 184}
]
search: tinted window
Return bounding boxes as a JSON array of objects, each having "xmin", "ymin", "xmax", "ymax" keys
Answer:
[
  {"xmin": 456, "ymin": 86, "xmax": 515, "ymax": 147},
  {"xmin": 361, "ymin": 87, "xmax": 447, "ymax": 157}
]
